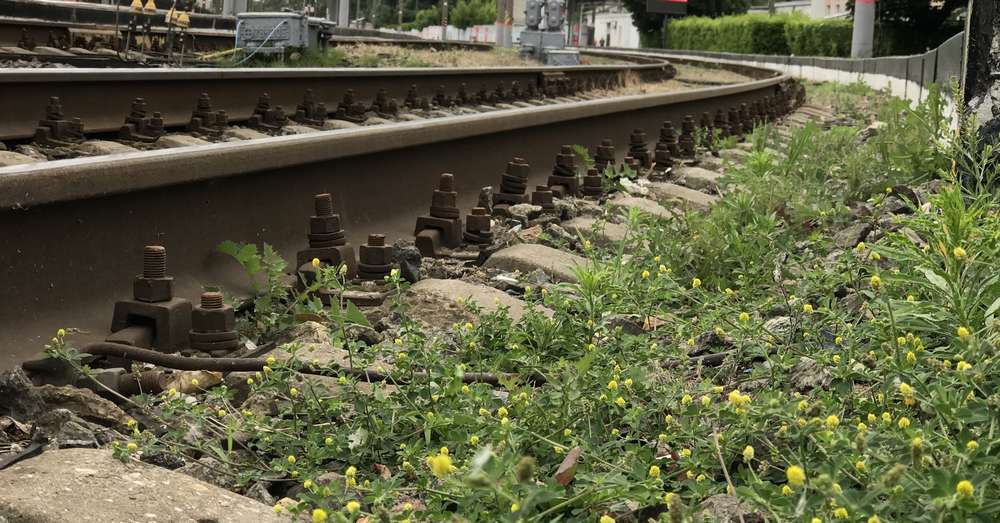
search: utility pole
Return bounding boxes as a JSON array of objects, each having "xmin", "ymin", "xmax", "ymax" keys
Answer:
[
  {"xmin": 850, "ymin": 0, "xmax": 875, "ymax": 58},
  {"xmin": 397, "ymin": 0, "xmax": 402, "ymax": 26},
  {"xmin": 768, "ymin": 0, "xmax": 775, "ymax": 16},
  {"xmin": 441, "ymin": 0, "xmax": 448, "ymax": 40}
]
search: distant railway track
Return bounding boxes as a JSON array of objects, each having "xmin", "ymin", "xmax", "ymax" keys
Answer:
[{"xmin": 0, "ymin": 51, "xmax": 796, "ymax": 369}]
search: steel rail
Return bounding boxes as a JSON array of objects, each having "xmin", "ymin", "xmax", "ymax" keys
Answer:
[
  {"xmin": 0, "ymin": 54, "xmax": 789, "ymax": 369},
  {"xmin": 0, "ymin": 50, "xmax": 676, "ymax": 140}
]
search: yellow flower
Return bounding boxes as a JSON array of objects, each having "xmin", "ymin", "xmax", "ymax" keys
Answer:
[
  {"xmin": 832, "ymin": 354, "xmax": 841, "ymax": 365},
  {"xmin": 649, "ymin": 465, "xmax": 661, "ymax": 478},
  {"xmin": 600, "ymin": 515, "xmax": 616, "ymax": 523},
  {"xmin": 967, "ymin": 440, "xmax": 979, "ymax": 451},
  {"xmin": 287, "ymin": 455, "xmax": 297, "ymax": 464},
  {"xmin": 811, "ymin": 519, "xmax": 822, "ymax": 523},
  {"xmin": 881, "ymin": 412, "xmax": 891, "ymax": 423},
  {"xmin": 898, "ymin": 417, "xmax": 910, "ymax": 429},
  {"xmin": 857, "ymin": 422, "xmax": 868, "ymax": 432},
  {"xmin": 898, "ymin": 383, "xmax": 913, "ymax": 395},
  {"xmin": 956, "ymin": 480, "xmax": 974, "ymax": 497},
  {"xmin": 728, "ymin": 389, "xmax": 750, "ymax": 407},
  {"xmin": 957, "ymin": 361, "xmax": 972, "ymax": 371},
  {"xmin": 855, "ymin": 460, "xmax": 866, "ymax": 472},
  {"xmin": 664, "ymin": 414, "xmax": 674, "ymax": 424},
  {"xmin": 680, "ymin": 448, "xmax": 692, "ymax": 458},
  {"xmin": 311, "ymin": 257, "xmax": 321, "ymax": 268},
  {"xmin": 303, "ymin": 479, "xmax": 314, "ymax": 489},
  {"xmin": 831, "ymin": 483, "xmax": 842, "ymax": 495},
  {"xmin": 345, "ymin": 465, "xmax": 357, "ymax": 477},
  {"xmin": 869, "ymin": 251, "xmax": 881, "ymax": 261},
  {"xmin": 624, "ymin": 378, "xmax": 633, "ymax": 388},
  {"xmin": 289, "ymin": 387, "xmax": 299, "ymax": 397},
  {"xmin": 781, "ymin": 485, "xmax": 793, "ymax": 495},
  {"xmin": 126, "ymin": 442, "xmax": 138, "ymax": 451},
  {"xmin": 273, "ymin": 504, "xmax": 283, "ymax": 513},
  {"xmin": 855, "ymin": 241, "xmax": 866, "ymax": 251},
  {"xmin": 312, "ymin": 508, "xmax": 328, "ymax": 522},
  {"xmin": 803, "ymin": 304, "xmax": 814, "ymax": 314},
  {"xmin": 427, "ymin": 453, "xmax": 454, "ymax": 478},
  {"xmin": 500, "ymin": 417, "xmax": 510, "ymax": 427},
  {"xmin": 834, "ymin": 508, "xmax": 848, "ymax": 519},
  {"xmin": 659, "ymin": 264, "xmax": 668, "ymax": 273},
  {"xmin": 867, "ymin": 516, "xmax": 880, "ymax": 523},
  {"xmin": 725, "ymin": 287, "xmax": 735, "ymax": 296},
  {"xmin": 696, "ymin": 474, "xmax": 706, "ymax": 482},
  {"xmin": 691, "ymin": 277, "xmax": 702, "ymax": 289},
  {"xmin": 469, "ymin": 435, "xmax": 480, "ymax": 445},
  {"xmin": 739, "ymin": 312, "xmax": 750, "ymax": 323},
  {"xmin": 439, "ymin": 446, "xmax": 449, "ymax": 456},
  {"xmin": 324, "ymin": 436, "xmax": 333, "ymax": 446},
  {"xmin": 641, "ymin": 270, "xmax": 650, "ymax": 279},
  {"xmin": 700, "ymin": 396, "xmax": 712, "ymax": 407},
  {"xmin": 897, "ymin": 336, "xmax": 907, "ymax": 346},
  {"xmin": 906, "ymin": 351, "xmax": 916, "ymax": 364},
  {"xmin": 953, "ymin": 246, "xmax": 966, "ymax": 259},
  {"xmin": 870, "ymin": 275, "xmax": 882, "ymax": 289},
  {"xmin": 510, "ymin": 503, "xmax": 520, "ymax": 512},
  {"xmin": 57, "ymin": 328, "xmax": 66, "ymax": 338},
  {"xmin": 497, "ymin": 406, "xmax": 509, "ymax": 418},
  {"xmin": 681, "ymin": 394, "xmax": 693, "ymax": 405},
  {"xmin": 615, "ymin": 396, "xmax": 626, "ymax": 407},
  {"xmin": 825, "ymin": 415, "xmax": 839, "ymax": 429},
  {"xmin": 345, "ymin": 501, "xmax": 360, "ymax": 514},
  {"xmin": 911, "ymin": 436, "xmax": 923, "ymax": 450},
  {"xmin": 743, "ymin": 445, "xmax": 754, "ymax": 462},
  {"xmin": 607, "ymin": 380, "xmax": 618, "ymax": 390},
  {"xmin": 786, "ymin": 465, "xmax": 806, "ymax": 488},
  {"xmin": 835, "ymin": 336, "xmax": 843, "ymax": 345},
  {"xmin": 957, "ymin": 326, "xmax": 971, "ymax": 342}
]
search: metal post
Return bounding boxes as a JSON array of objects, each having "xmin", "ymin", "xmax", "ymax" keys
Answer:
[
  {"xmin": 398, "ymin": 0, "xmax": 402, "ymax": 26},
  {"xmin": 850, "ymin": 0, "xmax": 875, "ymax": 58},
  {"xmin": 768, "ymin": 0, "xmax": 775, "ymax": 16},
  {"xmin": 496, "ymin": 0, "xmax": 504, "ymax": 46},
  {"xmin": 441, "ymin": 0, "xmax": 448, "ymax": 40}
]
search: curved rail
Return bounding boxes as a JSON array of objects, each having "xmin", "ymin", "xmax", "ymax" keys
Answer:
[
  {"xmin": 0, "ymin": 50, "xmax": 678, "ymax": 140},
  {"xmin": 0, "ymin": 52, "xmax": 791, "ymax": 369}
]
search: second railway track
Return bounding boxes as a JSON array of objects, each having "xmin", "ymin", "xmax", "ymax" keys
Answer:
[{"xmin": 0, "ymin": 51, "xmax": 797, "ymax": 368}]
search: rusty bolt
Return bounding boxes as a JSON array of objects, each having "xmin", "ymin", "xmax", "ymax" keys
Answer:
[
  {"xmin": 133, "ymin": 245, "xmax": 173, "ymax": 303},
  {"xmin": 191, "ymin": 291, "xmax": 235, "ymax": 333}
]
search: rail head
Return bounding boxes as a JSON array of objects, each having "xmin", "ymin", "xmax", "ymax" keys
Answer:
[{"xmin": 0, "ymin": 71, "xmax": 789, "ymax": 211}]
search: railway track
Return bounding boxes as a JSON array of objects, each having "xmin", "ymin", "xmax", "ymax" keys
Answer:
[{"xmin": 0, "ymin": 51, "xmax": 798, "ymax": 369}]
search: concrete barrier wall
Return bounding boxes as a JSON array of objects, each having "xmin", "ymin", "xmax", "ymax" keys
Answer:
[{"xmin": 636, "ymin": 32, "xmax": 964, "ymax": 108}]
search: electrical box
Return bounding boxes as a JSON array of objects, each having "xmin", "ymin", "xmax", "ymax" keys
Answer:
[{"xmin": 236, "ymin": 13, "xmax": 334, "ymax": 55}]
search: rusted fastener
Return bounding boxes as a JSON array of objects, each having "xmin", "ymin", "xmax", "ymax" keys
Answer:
[
  {"xmin": 334, "ymin": 89, "xmax": 367, "ymax": 123},
  {"xmin": 433, "ymin": 85, "xmax": 453, "ymax": 108},
  {"xmin": 189, "ymin": 291, "xmax": 239, "ymax": 357},
  {"xmin": 119, "ymin": 97, "xmax": 164, "ymax": 143},
  {"xmin": 369, "ymin": 88, "xmax": 399, "ymax": 118},
  {"xmin": 34, "ymin": 97, "xmax": 84, "ymax": 147},
  {"xmin": 293, "ymin": 89, "xmax": 328, "ymax": 127},
  {"xmin": 447, "ymin": 83, "xmax": 465, "ymax": 105},
  {"xmin": 463, "ymin": 207, "xmax": 493, "ymax": 245},
  {"xmin": 295, "ymin": 193, "xmax": 357, "ymax": 279},
  {"xmin": 628, "ymin": 129, "xmax": 651, "ymax": 168},
  {"xmin": 247, "ymin": 93, "xmax": 288, "ymax": 133},
  {"xmin": 475, "ymin": 84, "xmax": 494, "ymax": 105},
  {"xmin": 678, "ymin": 115, "xmax": 696, "ymax": 158},
  {"xmin": 581, "ymin": 167, "xmax": 604, "ymax": 198},
  {"xmin": 414, "ymin": 173, "xmax": 464, "ymax": 257},
  {"xmin": 531, "ymin": 185, "xmax": 556, "ymax": 211},
  {"xmin": 653, "ymin": 142, "xmax": 673, "ymax": 173},
  {"xmin": 713, "ymin": 109, "xmax": 731, "ymax": 138},
  {"xmin": 739, "ymin": 103, "xmax": 753, "ymax": 135},
  {"xmin": 594, "ymin": 139, "xmax": 616, "ymax": 177},
  {"xmin": 494, "ymin": 82, "xmax": 509, "ymax": 103},
  {"xmin": 493, "ymin": 157, "xmax": 531, "ymax": 209},
  {"xmin": 547, "ymin": 145, "xmax": 579, "ymax": 197},
  {"xmin": 109, "ymin": 245, "xmax": 192, "ymax": 353},
  {"xmin": 358, "ymin": 234, "xmax": 393, "ymax": 281},
  {"xmin": 727, "ymin": 107, "xmax": 742, "ymax": 136},
  {"xmin": 404, "ymin": 84, "xmax": 428, "ymax": 109},
  {"xmin": 510, "ymin": 80, "xmax": 523, "ymax": 100},
  {"xmin": 17, "ymin": 28, "xmax": 36, "ymax": 50},
  {"xmin": 525, "ymin": 82, "xmax": 538, "ymax": 99},
  {"xmin": 188, "ymin": 92, "xmax": 227, "ymax": 137},
  {"xmin": 658, "ymin": 121, "xmax": 680, "ymax": 158},
  {"xmin": 699, "ymin": 112, "xmax": 715, "ymax": 149}
]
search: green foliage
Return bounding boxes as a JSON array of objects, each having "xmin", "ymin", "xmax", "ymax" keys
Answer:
[
  {"xmin": 785, "ymin": 17, "xmax": 853, "ymax": 57},
  {"xmin": 449, "ymin": 0, "xmax": 495, "ymax": 29},
  {"xmin": 849, "ymin": 0, "xmax": 964, "ymax": 56},
  {"xmin": 51, "ymin": 82, "xmax": 1000, "ymax": 522},
  {"xmin": 665, "ymin": 13, "xmax": 853, "ymax": 57}
]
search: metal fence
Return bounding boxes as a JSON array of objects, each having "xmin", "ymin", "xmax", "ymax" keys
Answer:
[{"xmin": 637, "ymin": 31, "xmax": 965, "ymax": 104}]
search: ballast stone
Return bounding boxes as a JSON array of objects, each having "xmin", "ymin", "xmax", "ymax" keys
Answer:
[
  {"xmin": 409, "ymin": 279, "xmax": 551, "ymax": 321},
  {"xmin": 0, "ymin": 448, "xmax": 283, "ymax": 523},
  {"xmin": 484, "ymin": 243, "xmax": 587, "ymax": 283},
  {"xmin": 607, "ymin": 194, "xmax": 678, "ymax": 220},
  {"xmin": 646, "ymin": 181, "xmax": 719, "ymax": 211}
]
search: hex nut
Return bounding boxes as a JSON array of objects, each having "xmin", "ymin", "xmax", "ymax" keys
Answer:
[
  {"xmin": 191, "ymin": 306, "xmax": 236, "ymax": 332},
  {"xmin": 310, "ymin": 215, "xmax": 342, "ymax": 234},
  {"xmin": 133, "ymin": 276, "xmax": 173, "ymax": 303}
]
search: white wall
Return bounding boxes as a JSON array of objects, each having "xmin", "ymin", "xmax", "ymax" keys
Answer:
[{"xmin": 592, "ymin": 10, "xmax": 638, "ymax": 48}]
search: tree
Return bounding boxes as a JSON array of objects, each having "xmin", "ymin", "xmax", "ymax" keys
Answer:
[
  {"xmin": 847, "ymin": 0, "xmax": 964, "ymax": 54},
  {"xmin": 620, "ymin": 0, "xmax": 750, "ymax": 47}
]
